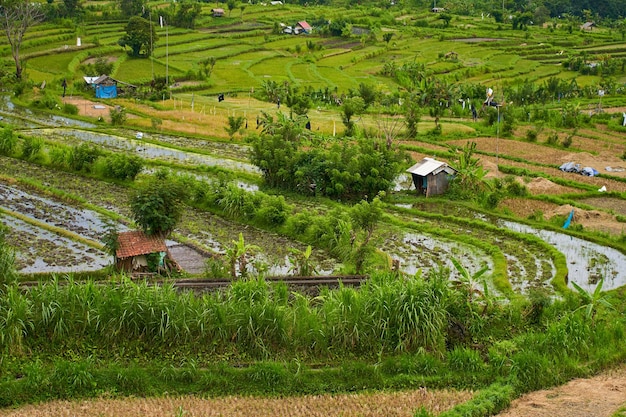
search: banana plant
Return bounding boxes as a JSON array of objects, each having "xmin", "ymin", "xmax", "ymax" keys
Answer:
[
  {"xmin": 450, "ymin": 257, "xmax": 490, "ymax": 307},
  {"xmin": 288, "ymin": 245, "xmax": 318, "ymax": 277},
  {"xmin": 225, "ymin": 233, "xmax": 260, "ymax": 279},
  {"xmin": 571, "ymin": 278, "xmax": 615, "ymax": 326}
]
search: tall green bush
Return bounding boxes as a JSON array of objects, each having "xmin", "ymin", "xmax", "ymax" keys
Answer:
[
  {"xmin": 0, "ymin": 227, "xmax": 18, "ymax": 289},
  {"xmin": 99, "ymin": 153, "xmax": 143, "ymax": 180},
  {"xmin": 0, "ymin": 127, "xmax": 17, "ymax": 156},
  {"xmin": 20, "ymin": 136, "xmax": 43, "ymax": 161}
]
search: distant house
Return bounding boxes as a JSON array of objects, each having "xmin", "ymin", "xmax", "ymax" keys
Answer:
[
  {"xmin": 83, "ymin": 75, "xmax": 136, "ymax": 99},
  {"xmin": 351, "ymin": 26, "xmax": 370, "ymax": 36},
  {"xmin": 431, "ymin": 7, "xmax": 445, "ymax": 12},
  {"xmin": 211, "ymin": 8, "xmax": 224, "ymax": 17},
  {"xmin": 295, "ymin": 21, "xmax": 312, "ymax": 34},
  {"xmin": 115, "ymin": 230, "xmax": 177, "ymax": 274},
  {"xmin": 581, "ymin": 21, "xmax": 595, "ymax": 30},
  {"xmin": 406, "ymin": 157, "xmax": 456, "ymax": 197}
]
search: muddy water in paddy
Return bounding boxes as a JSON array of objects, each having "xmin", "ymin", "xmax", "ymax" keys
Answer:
[
  {"xmin": 1, "ymin": 97, "xmax": 96, "ymax": 129},
  {"xmin": 381, "ymin": 231, "xmax": 492, "ymax": 279},
  {"xmin": 27, "ymin": 127, "xmax": 260, "ymax": 175},
  {"xmin": 4, "ymin": 97, "xmax": 625, "ymax": 288},
  {"xmin": 0, "ymin": 215, "xmax": 109, "ymax": 273},
  {"xmin": 500, "ymin": 221, "xmax": 626, "ymax": 292},
  {"xmin": 0, "ymin": 182, "xmax": 209, "ymax": 274},
  {"xmin": 0, "ymin": 183, "xmax": 118, "ymax": 241}
]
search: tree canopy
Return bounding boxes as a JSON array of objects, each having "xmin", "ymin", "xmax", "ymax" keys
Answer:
[
  {"xmin": 251, "ymin": 120, "xmax": 408, "ymax": 201},
  {"xmin": 118, "ymin": 16, "xmax": 157, "ymax": 57},
  {"xmin": 130, "ymin": 175, "xmax": 187, "ymax": 237}
]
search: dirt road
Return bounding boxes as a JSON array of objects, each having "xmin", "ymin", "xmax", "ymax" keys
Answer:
[{"xmin": 496, "ymin": 366, "xmax": 626, "ymax": 417}]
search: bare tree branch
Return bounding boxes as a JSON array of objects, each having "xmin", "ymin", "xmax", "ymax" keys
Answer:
[{"xmin": 0, "ymin": 0, "xmax": 44, "ymax": 79}]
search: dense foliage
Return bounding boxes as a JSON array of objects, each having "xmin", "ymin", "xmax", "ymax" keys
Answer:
[
  {"xmin": 409, "ymin": 0, "xmax": 626, "ymax": 19},
  {"xmin": 0, "ymin": 273, "xmax": 624, "ymax": 412},
  {"xmin": 250, "ymin": 132, "xmax": 408, "ymax": 201},
  {"xmin": 130, "ymin": 175, "xmax": 188, "ymax": 236}
]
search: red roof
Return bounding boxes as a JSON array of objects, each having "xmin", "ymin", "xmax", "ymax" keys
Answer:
[
  {"xmin": 116, "ymin": 230, "xmax": 168, "ymax": 259},
  {"xmin": 297, "ymin": 21, "xmax": 311, "ymax": 30}
]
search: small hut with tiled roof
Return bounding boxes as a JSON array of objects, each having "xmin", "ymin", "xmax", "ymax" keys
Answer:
[{"xmin": 115, "ymin": 230, "xmax": 176, "ymax": 273}]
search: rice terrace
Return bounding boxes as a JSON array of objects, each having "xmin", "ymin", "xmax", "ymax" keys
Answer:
[{"xmin": 1, "ymin": 0, "xmax": 626, "ymax": 415}]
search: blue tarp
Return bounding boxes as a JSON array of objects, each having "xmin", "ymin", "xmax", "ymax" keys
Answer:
[
  {"xmin": 563, "ymin": 209, "xmax": 574, "ymax": 229},
  {"xmin": 95, "ymin": 85, "xmax": 117, "ymax": 98}
]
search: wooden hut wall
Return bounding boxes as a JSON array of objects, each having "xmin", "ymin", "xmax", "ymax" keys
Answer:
[
  {"xmin": 116, "ymin": 257, "xmax": 133, "ymax": 272},
  {"xmin": 426, "ymin": 172, "xmax": 449, "ymax": 196}
]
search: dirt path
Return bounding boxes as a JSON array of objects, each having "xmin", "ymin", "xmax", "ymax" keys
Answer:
[{"xmin": 496, "ymin": 366, "xmax": 626, "ymax": 417}]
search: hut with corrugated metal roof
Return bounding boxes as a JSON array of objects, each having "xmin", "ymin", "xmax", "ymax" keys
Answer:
[{"xmin": 406, "ymin": 157, "xmax": 456, "ymax": 197}]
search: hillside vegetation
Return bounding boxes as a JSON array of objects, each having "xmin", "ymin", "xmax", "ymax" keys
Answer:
[{"xmin": 1, "ymin": 1, "xmax": 626, "ymax": 416}]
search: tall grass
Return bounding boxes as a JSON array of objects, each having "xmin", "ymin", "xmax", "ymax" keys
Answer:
[
  {"xmin": 1, "ymin": 270, "xmax": 626, "ymax": 411},
  {"xmin": 0, "ymin": 271, "xmax": 458, "ymax": 359}
]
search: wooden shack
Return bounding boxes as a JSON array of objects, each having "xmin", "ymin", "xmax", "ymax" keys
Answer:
[{"xmin": 406, "ymin": 157, "xmax": 456, "ymax": 197}]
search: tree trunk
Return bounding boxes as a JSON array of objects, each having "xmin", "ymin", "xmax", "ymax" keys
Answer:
[{"xmin": 13, "ymin": 55, "xmax": 22, "ymax": 80}]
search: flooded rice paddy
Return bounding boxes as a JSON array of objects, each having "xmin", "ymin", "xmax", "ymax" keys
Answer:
[
  {"xmin": 26, "ymin": 128, "xmax": 261, "ymax": 175},
  {"xmin": 500, "ymin": 221, "xmax": 626, "ymax": 292},
  {"xmin": 0, "ymin": 183, "xmax": 118, "ymax": 242},
  {"xmin": 381, "ymin": 231, "xmax": 492, "ymax": 280},
  {"xmin": 0, "ymin": 215, "xmax": 109, "ymax": 273},
  {"xmin": 1, "ymin": 97, "xmax": 625, "ymax": 293}
]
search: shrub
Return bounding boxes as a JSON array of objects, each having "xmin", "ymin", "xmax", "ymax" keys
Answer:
[
  {"xmin": 525, "ymin": 129, "xmax": 537, "ymax": 142},
  {"xmin": 205, "ymin": 256, "xmax": 230, "ymax": 279},
  {"xmin": 62, "ymin": 103, "xmax": 79, "ymax": 115},
  {"xmin": 509, "ymin": 349, "xmax": 553, "ymax": 391},
  {"xmin": 31, "ymin": 91, "xmax": 60, "ymax": 110},
  {"xmin": 561, "ymin": 132, "xmax": 574, "ymax": 148},
  {"xmin": 0, "ymin": 227, "xmax": 18, "ymax": 288},
  {"xmin": 100, "ymin": 153, "xmax": 143, "ymax": 180},
  {"xmin": 0, "ymin": 127, "xmax": 17, "ymax": 156},
  {"xmin": 504, "ymin": 177, "xmax": 528, "ymax": 197},
  {"xmin": 501, "ymin": 113, "xmax": 515, "ymax": 136},
  {"xmin": 546, "ymin": 131, "xmax": 559, "ymax": 145},
  {"xmin": 527, "ymin": 210, "xmax": 544, "ymax": 222},
  {"xmin": 49, "ymin": 146, "xmax": 69, "ymax": 169},
  {"xmin": 13, "ymin": 80, "xmax": 28, "ymax": 97},
  {"xmin": 255, "ymin": 195, "xmax": 291, "ymax": 226},
  {"xmin": 68, "ymin": 143, "xmax": 101, "ymax": 172},
  {"xmin": 483, "ymin": 107, "xmax": 498, "ymax": 126},
  {"xmin": 130, "ymin": 176, "xmax": 188, "ymax": 236},
  {"xmin": 217, "ymin": 184, "xmax": 261, "ymax": 219},
  {"xmin": 20, "ymin": 136, "xmax": 43, "ymax": 161},
  {"xmin": 109, "ymin": 106, "xmax": 127, "ymax": 125},
  {"xmin": 448, "ymin": 347, "xmax": 485, "ymax": 373}
]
